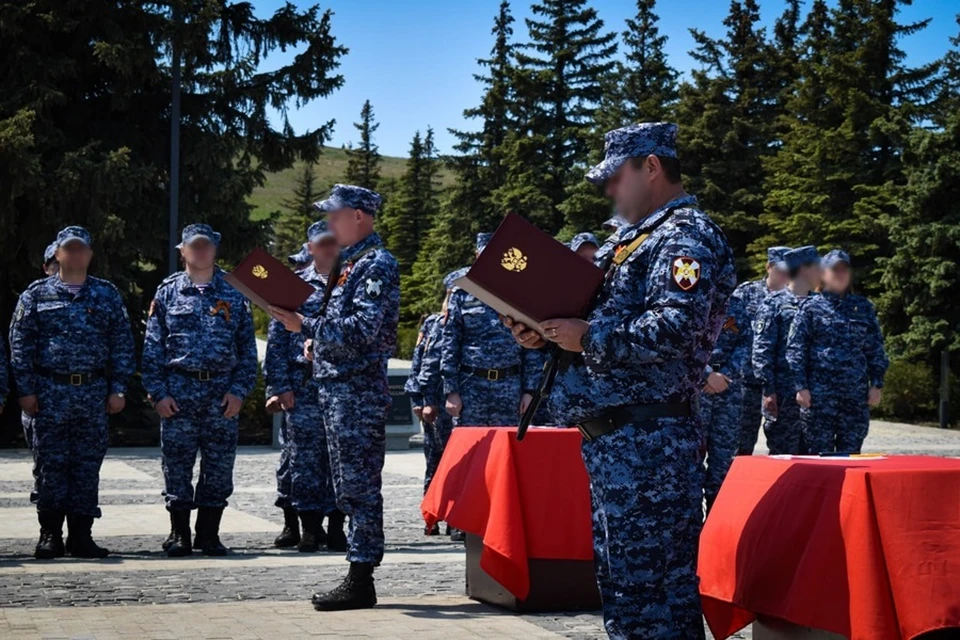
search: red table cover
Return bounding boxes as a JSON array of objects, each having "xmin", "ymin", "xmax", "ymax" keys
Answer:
[
  {"xmin": 699, "ymin": 455, "xmax": 960, "ymax": 640},
  {"xmin": 420, "ymin": 426, "xmax": 594, "ymax": 600}
]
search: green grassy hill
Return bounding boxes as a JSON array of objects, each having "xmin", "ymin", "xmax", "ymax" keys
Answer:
[{"xmin": 248, "ymin": 146, "xmax": 454, "ymax": 220}]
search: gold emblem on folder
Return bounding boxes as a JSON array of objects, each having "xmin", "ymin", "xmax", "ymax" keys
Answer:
[
  {"xmin": 501, "ymin": 248, "xmax": 528, "ymax": 272},
  {"xmin": 251, "ymin": 264, "xmax": 269, "ymax": 279}
]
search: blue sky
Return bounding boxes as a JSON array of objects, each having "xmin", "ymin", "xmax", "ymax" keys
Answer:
[{"xmin": 253, "ymin": 0, "xmax": 959, "ymax": 157}]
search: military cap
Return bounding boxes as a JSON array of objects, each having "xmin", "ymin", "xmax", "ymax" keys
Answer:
[
  {"xmin": 313, "ymin": 184, "xmax": 382, "ymax": 217},
  {"xmin": 586, "ymin": 122, "xmax": 679, "ymax": 185},
  {"xmin": 767, "ymin": 246, "xmax": 792, "ymax": 271},
  {"xmin": 307, "ymin": 219, "xmax": 333, "ymax": 243},
  {"xmin": 823, "ymin": 249, "xmax": 851, "ymax": 268},
  {"xmin": 476, "ymin": 232, "xmax": 494, "ymax": 253},
  {"xmin": 56, "ymin": 226, "xmax": 92, "ymax": 248},
  {"xmin": 43, "ymin": 242, "xmax": 58, "ymax": 264},
  {"xmin": 784, "ymin": 245, "xmax": 820, "ymax": 271},
  {"xmin": 443, "ymin": 267, "xmax": 468, "ymax": 291},
  {"xmin": 177, "ymin": 223, "xmax": 221, "ymax": 249},
  {"xmin": 601, "ymin": 215, "xmax": 626, "ymax": 231},
  {"xmin": 287, "ymin": 243, "xmax": 312, "ymax": 266},
  {"xmin": 570, "ymin": 232, "xmax": 600, "ymax": 253}
]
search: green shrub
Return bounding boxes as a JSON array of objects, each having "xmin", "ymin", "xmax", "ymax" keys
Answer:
[
  {"xmin": 239, "ymin": 363, "xmax": 272, "ymax": 445},
  {"xmin": 253, "ymin": 306, "xmax": 271, "ymax": 339},
  {"xmin": 875, "ymin": 359, "xmax": 937, "ymax": 421},
  {"xmin": 395, "ymin": 324, "xmax": 420, "ymax": 361}
]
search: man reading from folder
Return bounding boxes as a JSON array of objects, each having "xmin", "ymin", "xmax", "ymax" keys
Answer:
[{"xmin": 505, "ymin": 123, "xmax": 736, "ymax": 640}]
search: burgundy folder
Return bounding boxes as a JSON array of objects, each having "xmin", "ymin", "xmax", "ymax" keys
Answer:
[{"xmin": 223, "ymin": 247, "xmax": 314, "ymax": 312}]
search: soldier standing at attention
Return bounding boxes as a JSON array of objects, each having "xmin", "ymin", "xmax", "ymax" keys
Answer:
[
  {"xmin": 787, "ymin": 250, "xmax": 888, "ymax": 454},
  {"xmin": 142, "ymin": 224, "xmax": 258, "ymax": 557},
  {"xmin": 506, "ymin": 123, "xmax": 736, "ymax": 639},
  {"xmin": 752, "ymin": 245, "xmax": 821, "ymax": 455},
  {"xmin": 405, "ymin": 312, "xmax": 445, "ymax": 511},
  {"xmin": 265, "ymin": 220, "xmax": 343, "ymax": 553},
  {"xmin": 269, "ymin": 184, "xmax": 399, "ymax": 612},
  {"xmin": 730, "ymin": 246, "xmax": 790, "ymax": 455},
  {"xmin": 10, "ymin": 226, "xmax": 136, "ymax": 559},
  {"xmin": 441, "ymin": 234, "xmax": 538, "ymax": 427}
]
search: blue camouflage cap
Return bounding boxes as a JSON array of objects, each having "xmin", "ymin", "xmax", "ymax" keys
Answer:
[
  {"xmin": 570, "ymin": 232, "xmax": 600, "ymax": 253},
  {"xmin": 602, "ymin": 215, "xmax": 626, "ymax": 231},
  {"xmin": 586, "ymin": 122, "xmax": 679, "ymax": 185},
  {"xmin": 767, "ymin": 245, "xmax": 792, "ymax": 271},
  {"xmin": 476, "ymin": 232, "xmax": 494, "ymax": 253},
  {"xmin": 784, "ymin": 245, "xmax": 820, "ymax": 271},
  {"xmin": 307, "ymin": 219, "xmax": 334, "ymax": 243},
  {"xmin": 56, "ymin": 226, "xmax": 92, "ymax": 248},
  {"xmin": 823, "ymin": 249, "xmax": 851, "ymax": 268},
  {"xmin": 177, "ymin": 223, "xmax": 221, "ymax": 249},
  {"xmin": 287, "ymin": 243, "xmax": 312, "ymax": 266},
  {"xmin": 43, "ymin": 242, "xmax": 58, "ymax": 264},
  {"xmin": 313, "ymin": 184, "xmax": 382, "ymax": 217},
  {"xmin": 443, "ymin": 266, "xmax": 469, "ymax": 290}
]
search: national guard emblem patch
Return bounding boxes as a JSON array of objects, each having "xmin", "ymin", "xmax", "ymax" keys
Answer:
[
  {"xmin": 671, "ymin": 256, "xmax": 701, "ymax": 292},
  {"xmin": 366, "ymin": 278, "xmax": 382, "ymax": 298}
]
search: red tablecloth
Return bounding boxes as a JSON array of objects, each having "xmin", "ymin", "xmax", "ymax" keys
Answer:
[
  {"xmin": 699, "ymin": 455, "xmax": 960, "ymax": 640},
  {"xmin": 420, "ymin": 426, "xmax": 594, "ymax": 600}
]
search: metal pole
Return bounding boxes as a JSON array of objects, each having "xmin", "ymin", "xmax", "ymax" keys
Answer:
[
  {"xmin": 940, "ymin": 350, "xmax": 950, "ymax": 429},
  {"xmin": 168, "ymin": 1, "xmax": 182, "ymax": 275}
]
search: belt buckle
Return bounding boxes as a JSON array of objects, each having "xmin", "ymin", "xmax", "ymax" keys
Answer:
[
  {"xmin": 70, "ymin": 373, "xmax": 83, "ymax": 386},
  {"xmin": 486, "ymin": 369, "xmax": 499, "ymax": 382},
  {"xmin": 576, "ymin": 424, "xmax": 593, "ymax": 442},
  {"xmin": 198, "ymin": 371, "xmax": 211, "ymax": 382}
]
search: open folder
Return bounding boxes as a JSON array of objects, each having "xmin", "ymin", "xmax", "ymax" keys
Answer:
[
  {"xmin": 453, "ymin": 213, "xmax": 605, "ymax": 336},
  {"xmin": 223, "ymin": 247, "xmax": 315, "ymax": 312}
]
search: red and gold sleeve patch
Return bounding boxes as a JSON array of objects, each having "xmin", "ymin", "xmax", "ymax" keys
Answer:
[
  {"xmin": 670, "ymin": 256, "xmax": 701, "ymax": 292},
  {"xmin": 723, "ymin": 316, "xmax": 739, "ymax": 333}
]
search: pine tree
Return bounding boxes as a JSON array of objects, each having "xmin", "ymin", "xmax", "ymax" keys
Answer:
[
  {"xmin": 273, "ymin": 162, "xmax": 321, "ymax": 261},
  {"xmin": 621, "ymin": 0, "xmax": 679, "ymax": 123},
  {"xmin": 343, "ymin": 99, "xmax": 382, "ymax": 190}
]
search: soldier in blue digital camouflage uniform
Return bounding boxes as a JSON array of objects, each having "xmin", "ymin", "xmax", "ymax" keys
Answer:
[
  {"xmin": 507, "ymin": 123, "xmax": 736, "ymax": 639},
  {"xmin": 441, "ymin": 234, "xmax": 539, "ymax": 428},
  {"xmin": 270, "ymin": 184, "xmax": 399, "ymax": 612},
  {"xmin": 700, "ymin": 293, "xmax": 751, "ymax": 511},
  {"xmin": 752, "ymin": 245, "xmax": 821, "ymax": 455},
  {"xmin": 730, "ymin": 246, "xmax": 790, "ymax": 455},
  {"xmin": 265, "ymin": 220, "xmax": 342, "ymax": 553},
  {"xmin": 142, "ymin": 224, "xmax": 258, "ymax": 558},
  {"xmin": 602, "ymin": 214, "xmax": 626, "ymax": 233},
  {"xmin": 570, "ymin": 232, "xmax": 600, "ymax": 262},
  {"xmin": 0, "ymin": 334, "xmax": 8, "ymax": 418},
  {"xmin": 288, "ymin": 243, "xmax": 312, "ymax": 270},
  {"xmin": 787, "ymin": 250, "xmax": 888, "ymax": 454},
  {"xmin": 10, "ymin": 226, "xmax": 136, "ymax": 560}
]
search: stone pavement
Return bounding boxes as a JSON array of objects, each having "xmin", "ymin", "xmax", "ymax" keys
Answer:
[{"xmin": 0, "ymin": 420, "xmax": 957, "ymax": 639}]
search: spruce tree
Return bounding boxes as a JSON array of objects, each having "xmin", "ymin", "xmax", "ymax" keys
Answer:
[
  {"xmin": 273, "ymin": 162, "xmax": 321, "ymax": 261},
  {"xmin": 343, "ymin": 99, "xmax": 382, "ymax": 191},
  {"xmin": 621, "ymin": 0, "xmax": 679, "ymax": 123}
]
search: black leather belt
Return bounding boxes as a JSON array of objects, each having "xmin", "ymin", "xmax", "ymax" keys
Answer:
[
  {"xmin": 578, "ymin": 401, "xmax": 694, "ymax": 441},
  {"xmin": 460, "ymin": 365, "xmax": 520, "ymax": 382},
  {"xmin": 171, "ymin": 369, "xmax": 224, "ymax": 382},
  {"xmin": 39, "ymin": 369, "xmax": 104, "ymax": 386}
]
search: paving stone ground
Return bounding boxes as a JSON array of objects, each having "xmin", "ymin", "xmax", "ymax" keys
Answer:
[{"xmin": 0, "ymin": 420, "xmax": 957, "ymax": 639}]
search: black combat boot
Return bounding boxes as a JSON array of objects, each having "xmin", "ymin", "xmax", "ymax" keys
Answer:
[
  {"xmin": 274, "ymin": 506, "xmax": 301, "ymax": 548},
  {"xmin": 424, "ymin": 523, "xmax": 440, "ymax": 536},
  {"xmin": 196, "ymin": 507, "xmax": 228, "ymax": 556},
  {"xmin": 325, "ymin": 510, "xmax": 347, "ymax": 553},
  {"xmin": 449, "ymin": 528, "xmax": 466, "ymax": 542},
  {"xmin": 297, "ymin": 511, "xmax": 326, "ymax": 553},
  {"xmin": 34, "ymin": 511, "xmax": 66, "ymax": 560},
  {"xmin": 311, "ymin": 562, "xmax": 377, "ymax": 611},
  {"xmin": 161, "ymin": 510, "xmax": 177, "ymax": 551},
  {"xmin": 165, "ymin": 509, "xmax": 193, "ymax": 557},
  {"xmin": 65, "ymin": 515, "xmax": 109, "ymax": 558}
]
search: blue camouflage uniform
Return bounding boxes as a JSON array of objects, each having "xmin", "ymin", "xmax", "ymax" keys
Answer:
[
  {"xmin": 786, "ymin": 250, "xmax": 888, "ymax": 454},
  {"xmin": 731, "ymin": 246, "xmax": 790, "ymax": 454},
  {"xmin": 305, "ymin": 185, "xmax": 399, "ymax": 566},
  {"xmin": 142, "ymin": 226, "xmax": 258, "ymax": 512},
  {"xmin": 405, "ymin": 313, "xmax": 452, "ymax": 493},
  {"xmin": 9, "ymin": 227, "xmax": 136, "ymax": 519},
  {"xmin": 752, "ymin": 246, "xmax": 819, "ymax": 455},
  {"xmin": 570, "ymin": 232, "xmax": 600, "ymax": 254},
  {"xmin": 549, "ymin": 123, "xmax": 736, "ymax": 640},
  {"xmin": 264, "ymin": 231, "xmax": 336, "ymax": 515},
  {"xmin": 0, "ymin": 334, "xmax": 8, "ymax": 418},
  {"xmin": 440, "ymin": 236, "xmax": 540, "ymax": 427},
  {"xmin": 700, "ymin": 293, "xmax": 751, "ymax": 509},
  {"xmin": 288, "ymin": 243, "xmax": 312, "ymax": 269}
]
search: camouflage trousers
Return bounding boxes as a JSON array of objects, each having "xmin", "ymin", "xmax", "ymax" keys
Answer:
[
  {"xmin": 762, "ymin": 389, "xmax": 805, "ymax": 455},
  {"xmin": 701, "ymin": 379, "xmax": 743, "ymax": 509},
  {"xmin": 275, "ymin": 409, "xmax": 292, "ymax": 509},
  {"xmin": 280, "ymin": 379, "xmax": 336, "ymax": 513},
  {"xmin": 801, "ymin": 387, "xmax": 871, "ymax": 454},
  {"xmin": 32, "ymin": 377, "xmax": 109, "ymax": 517},
  {"xmin": 160, "ymin": 376, "xmax": 238, "ymax": 510},
  {"xmin": 454, "ymin": 372, "xmax": 521, "ymax": 427},
  {"xmin": 318, "ymin": 375, "xmax": 389, "ymax": 565},
  {"xmin": 22, "ymin": 412, "xmax": 38, "ymax": 503},
  {"xmin": 422, "ymin": 412, "xmax": 453, "ymax": 494},
  {"xmin": 581, "ymin": 418, "xmax": 706, "ymax": 640},
  {"xmin": 738, "ymin": 382, "xmax": 764, "ymax": 455}
]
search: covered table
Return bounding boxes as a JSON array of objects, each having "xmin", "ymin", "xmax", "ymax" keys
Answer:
[
  {"xmin": 421, "ymin": 426, "xmax": 598, "ymax": 609},
  {"xmin": 699, "ymin": 455, "xmax": 960, "ymax": 639}
]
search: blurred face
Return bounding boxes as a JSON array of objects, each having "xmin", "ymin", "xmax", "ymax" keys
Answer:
[
  {"xmin": 765, "ymin": 264, "xmax": 789, "ymax": 290},
  {"xmin": 796, "ymin": 262, "xmax": 822, "ymax": 289},
  {"xmin": 56, "ymin": 241, "xmax": 92, "ymax": 272},
  {"xmin": 605, "ymin": 158, "xmax": 652, "ymax": 224},
  {"xmin": 822, "ymin": 262, "xmax": 851, "ymax": 293},
  {"xmin": 326, "ymin": 207, "xmax": 367, "ymax": 247},
  {"xmin": 576, "ymin": 244, "xmax": 598, "ymax": 262},
  {"xmin": 309, "ymin": 237, "xmax": 339, "ymax": 272},
  {"xmin": 180, "ymin": 238, "xmax": 216, "ymax": 270}
]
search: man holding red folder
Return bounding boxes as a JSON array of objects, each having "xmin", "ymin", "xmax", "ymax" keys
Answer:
[{"xmin": 507, "ymin": 123, "xmax": 736, "ymax": 639}]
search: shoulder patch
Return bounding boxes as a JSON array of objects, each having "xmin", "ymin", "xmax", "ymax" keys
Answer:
[
  {"xmin": 670, "ymin": 256, "xmax": 701, "ymax": 292},
  {"xmin": 723, "ymin": 315, "xmax": 739, "ymax": 333},
  {"xmin": 365, "ymin": 278, "xmax": 382, "ymax": 298},
  {"xmin": 148, "ymin": 299, "xmax": 157, "ymax": 317}
]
